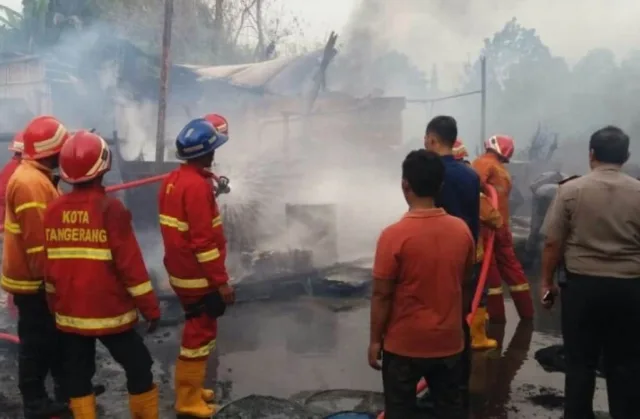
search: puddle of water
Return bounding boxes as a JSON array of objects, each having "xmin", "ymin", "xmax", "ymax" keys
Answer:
[{"xmin": 0, "ymin": 292, "xmax": 612, "ymax": 418}]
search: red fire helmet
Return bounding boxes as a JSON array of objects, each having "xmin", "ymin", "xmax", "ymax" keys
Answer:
[
  {"xmin": 452, "ymin": 138, "xmax": 468, "ymax": 161},
  {"xmin": 484, "ymin": 134, "xmax": 515, "ymax": 161},
  {"xmin": 59, "ymin": 131, "xmax": 112, "ymax": 184},
  {"xmin": 203, "ymin": 113, "xmax": 229, "ymax": 136},
  {"xmin": 8, "ymin": 130, "xmax": 24, "ymax": 153},
  {"xmin": 22, "ymin": 116, "xmax": 69, "ymax": 160}
]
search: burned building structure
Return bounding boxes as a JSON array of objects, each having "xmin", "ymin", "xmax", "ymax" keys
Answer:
[{"xmin": 0, "ymin": 31, "xmax": 406, "ymax": 290}]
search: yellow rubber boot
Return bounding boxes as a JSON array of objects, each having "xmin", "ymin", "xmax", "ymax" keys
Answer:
[
  {"xmin": 175, "ymin": 359, "xmax": 215, "ymax": 418},
  {"xmin": 471, "ymin": 307, "xmax": 498, "ymax": 350},
  {"xmin": 201, "ymin": 388, "xmax": 215, "ymax": 403},
  {"xmin": 129, "ymin": 384, "xmax": 159, "ymax": 419},
  {"xmin": 69, "ymin": 394, "xmax": 97, "ymax": 419}
]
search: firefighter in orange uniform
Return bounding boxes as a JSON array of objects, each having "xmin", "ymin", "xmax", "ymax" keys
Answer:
[
  {"xmin": 0, "ymin": 131, "xmax": 23, "ymax": 317},
  {"xmin": 43, "ymin": 130, "xmax": 161, "ymax": 419},
  {"xmin": 453, "ymin": 139, "xmax": 499, "ymax": 350},
  {"xmin": 0, "ymin": 131, "xmax": 24, "ymax": 236},
  {"xmin": 159, "ymin": 117, "xmax": 235, "ymax": 419},
  {"xmin": 1, "ymin": 116, "xmax": 70, "ymax": 418},
  {"xmin": 472, "ymin": 135, "xmax": 534, "ymax": 322}
]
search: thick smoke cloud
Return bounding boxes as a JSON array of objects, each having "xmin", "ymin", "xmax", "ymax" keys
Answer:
[
  {"xmin": 4, "ymin": 0, "xmax": 637, "ymax": 274},
  {"xmin": 333, "ymin": 0, "xmax": 640, "ymax": 173},
  {"xmin": 343, "ymin": 0, "xmax": 640, "ymax": 85}
]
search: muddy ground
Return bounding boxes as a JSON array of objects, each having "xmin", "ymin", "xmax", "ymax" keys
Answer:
[{"xmin": 0, "ymin": 282, "xmax": 612, "ymax": 418}]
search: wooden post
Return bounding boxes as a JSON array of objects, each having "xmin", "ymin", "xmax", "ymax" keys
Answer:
[
  {"xmin": 480, "ymin": 56, "xmax": 487, "ymax": 150},
  {"xmin": 156, "ymin": 0, "xmax": 174, "ymax": 167}
]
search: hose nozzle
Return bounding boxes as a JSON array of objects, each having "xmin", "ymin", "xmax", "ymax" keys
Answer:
[{"xmin": 215, "ymin": 176, "xmax": 231, "ymax": 197}]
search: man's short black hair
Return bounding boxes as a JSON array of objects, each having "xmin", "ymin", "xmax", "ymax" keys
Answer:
[
  {"xmin": 426, "ymin": 115, "xmax": 458, "ymax": 147},
  {"xmin": 590, "ymin": 126, "xmax": 630, "ymax": 165},
  {"xmin": 402, "ymin": 149, "xmax": 444, "ymax": 198}
]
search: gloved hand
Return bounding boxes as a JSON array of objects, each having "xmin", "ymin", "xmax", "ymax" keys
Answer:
[{"xmin": 218, "ymin": 283, "xmax": 235, "ymax": 305}]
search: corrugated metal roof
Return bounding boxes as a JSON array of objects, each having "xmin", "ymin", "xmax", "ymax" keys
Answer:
[
  {"xmin": 226, "ymin": 55, "xmax": 300, "ymax": 88},
  {"xmin": 183, "ymin": 50, "xmax": 324, "ymax": 95},
  {"xmin": 187, "ymin": 63, "xmax": 252, "ymax": 80}
]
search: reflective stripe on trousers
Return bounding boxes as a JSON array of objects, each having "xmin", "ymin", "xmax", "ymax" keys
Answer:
[{"xmin": 179, "ymin": 312, "xmax": 217, "ymax": 361}]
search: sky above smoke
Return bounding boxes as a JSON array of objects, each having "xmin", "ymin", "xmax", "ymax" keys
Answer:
[
  {"xmin": 337, "ymin": 0, "xmax": 640, "ymax": 88},
  {"xmin": 295, "ymin": 0, "xmax": 640, "ymax": 64},
  {"xmin": 2, "ymin": 0, "xmax": 636, "ymax": 68}
]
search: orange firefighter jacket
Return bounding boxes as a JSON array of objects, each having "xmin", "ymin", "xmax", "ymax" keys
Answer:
[
  {"xmin": 0, "ymin": 156, "xmax": 20, "ymax": 230},
  {"xmin": 43, "ymin": 186, "xmax": 160, "ymax": 336},
  {"xmin": 476, "ymin": 192, "xmax": 504, "ymax": 263},
  {"xmin": 158, "ymin": 164, "xmax": 229, "ymax": 305},
  {"xmin": 472, "ymin": 153, "xmax": 512, "ymax": 225},
  {"xmin": 1, "ymin": 160, "xmax": 61, "ymax": 295}
]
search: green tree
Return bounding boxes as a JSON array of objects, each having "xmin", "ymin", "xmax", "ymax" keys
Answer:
[
  {"xmin": 463, "ymin": 18, "xmax": 572, "ymax": 147},
  {"xmin": 0, "ymin": 0, "xmax": 97, "ymax": 52}
]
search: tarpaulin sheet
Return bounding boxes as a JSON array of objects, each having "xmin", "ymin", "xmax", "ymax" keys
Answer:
[{"xmin": 535, "ymin": 345, "xmax": 604, "ymax": 376}]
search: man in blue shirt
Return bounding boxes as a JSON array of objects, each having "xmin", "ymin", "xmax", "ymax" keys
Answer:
[
  {"xmin": 425, "ymin": 116, "xmax": 480, "ymax": 243},
  {"xmin": 424, "ymin": 115, "xmax": 481, "ymax": 412}
]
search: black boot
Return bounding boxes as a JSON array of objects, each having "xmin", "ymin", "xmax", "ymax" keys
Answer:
[{"xmin": 23, "ymin": 397, "xmax": 69, "ymax": 419}]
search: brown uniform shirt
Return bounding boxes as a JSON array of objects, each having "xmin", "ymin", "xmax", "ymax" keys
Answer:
[{"xmin": 542, "ymin": 165, "xmax": 640, "ymax": 278}]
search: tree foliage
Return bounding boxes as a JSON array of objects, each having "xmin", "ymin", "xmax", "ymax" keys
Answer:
[
  {"xmin": 0, "ymin": 0, "xmax": 305, "ymax": 64},
  {"xmin": 463, "ymin": 17, "xmax": 640, "ymax": 163}
]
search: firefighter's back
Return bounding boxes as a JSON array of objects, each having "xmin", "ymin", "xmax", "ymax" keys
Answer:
[
  {"xmin": 44, "ymin": 191, "xmax": 139, "ymax": 335},
  {"xmin": 158, "ymin": 165, "xmax": 224, "ymax": 301}
]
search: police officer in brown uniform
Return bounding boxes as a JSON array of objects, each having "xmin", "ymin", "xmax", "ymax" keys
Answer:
[{"xmin": 540, "ymin": 126, "xmax": 640, "ymax": 419}]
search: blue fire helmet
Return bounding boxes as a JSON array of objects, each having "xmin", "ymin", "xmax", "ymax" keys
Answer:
[{"xmin": 175, "ymin": 118, "xmax": 229, "ymax": 161}]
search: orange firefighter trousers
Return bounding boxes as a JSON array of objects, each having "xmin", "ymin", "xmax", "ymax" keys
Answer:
[
  {"xmin": 180, "ymin": 313, "xmax": 217, "ymax": 361},
  {"xmin": 486, "ymin": 224, "xmax": 534, "ymax": 322}
]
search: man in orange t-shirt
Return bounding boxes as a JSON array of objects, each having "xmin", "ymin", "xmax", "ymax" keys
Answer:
[{"xmin": 369, "ymin": 149, "xmax": 474, "ymax": 419}]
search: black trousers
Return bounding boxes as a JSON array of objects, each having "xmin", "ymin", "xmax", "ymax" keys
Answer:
[
  {"xmin": 459, "ymin": 320, "xmax": 471, "ymax": 409},
  {"xmin": 382, "ymin": 350, "xmax": 465, "ymax": 419},
  {"xmin": 14, "ymin": 292, "xmax": 65, "ymax": 403},
  {"xmin": 562, "ymin": 272, "xmax": 640, "ymax": 419},
  {"xmin": 61, "ymin": 329, "xmax": 154, "ymax": 398},
  {"xmin": 459, "ymin": 267, "xmax": 477, "ymax": 411}
]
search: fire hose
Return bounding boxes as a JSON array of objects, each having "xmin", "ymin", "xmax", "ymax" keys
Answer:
[
  {"xmin": 0, "ymin": 178, "xmax": 499, "ymax": 412},
  {"xmin": 0, "ymin": 170, "xmax": 230, "ymax": 346},
  {"xmin": 376, "ymin": 185, "xmax": 499, "ymax": 419}
]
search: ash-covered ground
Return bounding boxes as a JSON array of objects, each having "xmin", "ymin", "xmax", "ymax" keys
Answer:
[{"xmin": 0, "ymin": 277, "xmax": 612, "ymax": 418}]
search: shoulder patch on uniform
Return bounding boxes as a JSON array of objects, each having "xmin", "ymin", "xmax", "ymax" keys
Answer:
[{"xmin": 558, "ymin": 175, "xmax": 580, "ymax": 185}]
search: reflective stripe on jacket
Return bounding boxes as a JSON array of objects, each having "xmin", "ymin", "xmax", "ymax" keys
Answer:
[
  {"xmin": 43, "ymin": 186, "xmax": 160, "ymax": 336},
  {"xmin": 1, "ymin": 160, "xmax": 61, "ymax": 295},
  {"xmin": 158, "ymin": 164, "xmax": 229, "ymax": 304}
]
